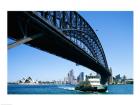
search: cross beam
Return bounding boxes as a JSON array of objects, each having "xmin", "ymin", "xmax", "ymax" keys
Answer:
[{"xmin": 8, "ymin": 33, "xmax": 43, "ymax": 49}]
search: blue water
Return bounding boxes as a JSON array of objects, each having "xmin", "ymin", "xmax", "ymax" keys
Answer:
[
  {"xmin": 107, "ymin": 84, "xmax": 133, "ymax": 94},
  {"xmin": 8, "ymin": 84, "xmax": 133, "ymax": 94}
]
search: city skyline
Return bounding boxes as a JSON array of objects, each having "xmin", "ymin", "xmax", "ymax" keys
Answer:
[
  {"xmin": 8, "ymin": 11, "xmax": 133, "ymax": 82},
  {"xmin": 9, "ymin": 68, "xmax": 132, "ymax": 83},
  {"xmin": 9, "ymin": 69, "xmax": 132, "ymax": 86}
]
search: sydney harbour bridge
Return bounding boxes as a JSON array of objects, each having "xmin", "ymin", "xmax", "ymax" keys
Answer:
[{"xmin": 8, "ymin": 11, "xmax": 111, "ymax": 84}]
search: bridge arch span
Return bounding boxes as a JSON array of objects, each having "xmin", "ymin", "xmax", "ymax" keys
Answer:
[{"xmin": 8, "ymin": 11, "xmax": 111, "ymax": 84}]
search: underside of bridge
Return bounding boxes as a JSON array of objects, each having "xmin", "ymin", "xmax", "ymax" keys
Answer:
[{"xmin": 8, "ymin": 11, "xmax": 111, "ymax": 84}]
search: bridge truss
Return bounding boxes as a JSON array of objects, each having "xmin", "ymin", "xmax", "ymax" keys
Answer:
[{"xmin": 8, "ymin": 11, "xmax": 110, "ymax": 84}]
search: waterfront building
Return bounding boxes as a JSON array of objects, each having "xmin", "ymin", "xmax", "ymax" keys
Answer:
[
  {"xmin": 73, "ymin": 79, "xmax": 78, "ymax": 84},
  {"xmin": 17, "ymin": 77, "xmax": 26, "ymax": 83},
  {"xmin": 125, "ymin": 79, "xmax": 133, "ymax": 84},
  {"xmin": 115, "ymin": 74, "xmax": 122, "ymax": 84},
  {"xmin": 64, "ymin": 77, "xmax": 68, "ymax": 84},
  {"xmin": 108, "ymin": 67, "xmax": 113, "ymax": 84},
  {"xmin": 67, "ymin": 69, "xmax": 75, "ymax": 84},
  {"xmin": 121, "ymin": 75, "xmax": 127, "ymax": 84},
  {"xmin": 112, "ymin": 74, "xmax": 133, "ymax": 84},
  {"xmin": 77, "ymin": 76, "xmax": 80, "ymax": 83},
  {"xmin": 77, "ymin": 72, "xmax": 84, "ymax": 83},
  {"xmin": 55, "ymin": 80, "xmax": 62, "ymax": 84},
  {"xmin": 122, "ymin": 75, "xmax": 127, "ymax": 80},
  {"xmin": 25, "ymin": 77, "xmax": 33, "ymax": 83},
  {"xmin": 115, "ymin": 74, "xmax": 121, "ymax": 79},
  {"xmin": 17, "ymin": 76, "xmax": 37, "ymax": 84},
  {"xmin": 34, "ymin": 80, "xmax": 39, "ymax": 84}
]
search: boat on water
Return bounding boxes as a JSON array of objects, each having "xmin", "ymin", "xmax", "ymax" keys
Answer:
[{"xmin": 75, "ymin": 74, "xmax": 107, "ymax": 92}]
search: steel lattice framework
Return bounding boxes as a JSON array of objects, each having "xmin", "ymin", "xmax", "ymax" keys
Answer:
[
  {"xmin": 8, "ymin": 11, "xmax": 111, "ymax": 84},
  {"xmin": 34, "ymin": 11, "xmax": 108, "ymax": 69}
]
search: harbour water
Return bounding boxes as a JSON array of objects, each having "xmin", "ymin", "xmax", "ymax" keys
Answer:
[{"xmin": 8, "ymin": 84, "xmax": 133, "ymax": 94}]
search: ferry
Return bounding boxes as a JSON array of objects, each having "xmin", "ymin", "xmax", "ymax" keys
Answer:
[
  {"xmin": 75, "ymin": 74, "xmax": 107, "ymax": 92},
  {"xmin": 87, "ymin": 76, "xmax": 107, "ymax": 92}
]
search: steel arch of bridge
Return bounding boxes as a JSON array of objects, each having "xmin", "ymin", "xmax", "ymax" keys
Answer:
[
  {"xmin": 8, "ymin": 11, "xmax": 110, "ymax": 84},
  {"xmin": 34, "ymin": 11, "xmax": 108, "ymax": 69}
]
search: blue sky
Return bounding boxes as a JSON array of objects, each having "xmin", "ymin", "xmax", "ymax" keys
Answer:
[{"xmin": 8, "ymin": 11, "xmax": 133, "ymax": 82}]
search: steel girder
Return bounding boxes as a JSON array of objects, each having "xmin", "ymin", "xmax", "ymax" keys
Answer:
[{"xmin": 33, "ymin": 11, "xmax": 108, "ymax": 69}]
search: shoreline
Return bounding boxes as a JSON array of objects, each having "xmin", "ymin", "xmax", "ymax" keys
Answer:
[{"xmin": 8, "ymin": 83, "xmax": 76, "ymax": 85}]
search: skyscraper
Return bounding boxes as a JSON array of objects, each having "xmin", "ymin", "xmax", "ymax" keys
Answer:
[
  {"xmin": 77, "ymin": 72, "xmax": 84, "ymax": 83},
  {"xmin": 64, "ymin": 77, "xmax": 68, "ymax": 84},
  {"xmin": 108, "ymin": 67, "xmax": 113, "ymax": 84},
  {"xmin": 67, "ymin": 69, "xmax": 75, "ymax": 84},
  {"xmin": 122, "ymin": 75, "xmax": 127, "ymax": 84}
]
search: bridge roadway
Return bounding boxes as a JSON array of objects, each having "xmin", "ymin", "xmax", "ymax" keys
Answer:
[{"xmin": 8, "ymin": 11, "xmax": 111, "ymax": 84}]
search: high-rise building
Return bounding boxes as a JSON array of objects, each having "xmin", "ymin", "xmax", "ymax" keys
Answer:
[
  {"xmin": 77, "ymin": 72, "xmax": 84, "ymax": 83},
  {"xmin": 115, "ymin": 74, "xmax": 122, "ymax": 84},
  {"xmin": 115, "ymin": 74, "xmax": 121, "ymax": 80},
  {"xmin": 64, "ymin": 77, "xmax": 68, "ymax": 84},
  {"xmin": 108, "ymin": 67, "xmax": 113, "ymax": 84},
  {"xmin": 122, "ymin": 75, "xmax": 127, "ymax": 80},
  {"xmin": 122, "ymin": 75, "xmax": 127, "ymax": 84},
  {"xmin": 67, "ymin": 69, "xmax": 75, "ymax": 84}
]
